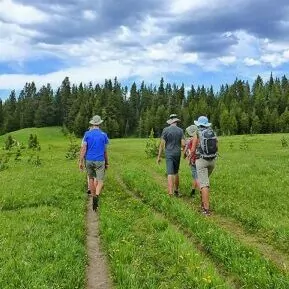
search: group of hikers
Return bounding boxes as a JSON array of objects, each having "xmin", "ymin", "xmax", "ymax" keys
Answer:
[
  {"xmin": 157, "ymin": 114, "xmax": 218, "ymax": 216},
  {"xmin": 79, "ymin": 113, "xmax": 218, "ymax": 216}
]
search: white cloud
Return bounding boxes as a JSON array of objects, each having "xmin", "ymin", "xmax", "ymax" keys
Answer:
[
  {"xmin": 0, "ymin": 0, "xmax": 49, "ymax": 24},
  {"xmin": 0, "ymin": 21, "xmax": 44, "ymax": 62},
  {"xmin": 243, "ymin": 57, "xmax": 261, "ymax": 66},
  {"xmin": 231, "ymin": 30, "xmax": 261, "ymax": 59},
  {"xmin": 0, "ymin": 61, "xmax": 131, "ymax": 90},
  {"xmin": 116, "ymin": 26, "xmax": 133, "ymax": 42},
  {"xmin": 218, "ymin": 56, "xmax": 236, "ymax": 65},
  {"xmin": 283, "ymin": 50, "xmax": 289, "ymax": 59},
  {"xmin": 82, "ymin": 10, "xmax": 97, "ymax": 21},
  {"xmin": 1, "ymin": 0, "xmax": 289, "ymax": 93},
  {"xmin": 139, "ymin": 16, "xmax": 166, "ymax": 38},
  {"xmin": 260, "ymin": 53, "xmax": 286, "ymax": 67},
  {"xmin": 169, "ymin": 0, "xmax": 212, "ymax": 14},
  {"xmin": 168, "ymin": 0, "xmax": 240, "ymax": 15}
]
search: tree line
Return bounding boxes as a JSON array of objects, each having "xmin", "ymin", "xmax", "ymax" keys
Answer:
[{"xmin": 1, "ymin": 74, "xmax": 289, "ymax": 138}]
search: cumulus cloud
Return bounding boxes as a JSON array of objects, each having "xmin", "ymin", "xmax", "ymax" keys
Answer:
[
  {"xmin": 1, "ymin": 0, "xmax": 289, "ymax": 92},
  {"xmin": 0, "ymin": 0, "xmax": 49, "ymax": 24},
  {"xmin": 244, "ymin": 58, "xmax": 261, "ymax": 66}
]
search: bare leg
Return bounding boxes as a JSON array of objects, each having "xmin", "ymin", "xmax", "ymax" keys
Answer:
[
  {"xmin": 174, "ymin": 174, "xmax": 179, "ymax": 192},
  {"xmin": 201, "ymin": 186, "xmax": 210, "ymax": 210},
  {"xmin": 167, "ymin": 175, "xmax": 174, "ymax": 195},
  {"xmin": 95, "ymin": 180, "xmax": 104, "ymax": 196},
  {"xmin": 89, "ymin": 177, "xmax": 96, "ymax": 196}
]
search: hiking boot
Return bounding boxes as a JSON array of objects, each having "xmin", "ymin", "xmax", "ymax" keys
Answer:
[
  {"xmin": 92, "ymin": 195, "xmax": 99, "ymax": 211},
  {"xmin": 174, "ymin": 190, "xmax": 182, "ymax": 197},
  {"xmin": 202, "ymin": 208, "xmax": 211, "ymax": 216},
  {"xmin": 190, "ymin": 189, "xmax": 196, "ymax": 197}
]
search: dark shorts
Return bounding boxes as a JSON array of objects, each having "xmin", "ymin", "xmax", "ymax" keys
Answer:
[
  {"xmin": 165, "ymin": 154, "xmax": 181, "ymax": 175},
  {"xmin": 85, "ymin": 160, "xmax": 105, "ymax": 181}
]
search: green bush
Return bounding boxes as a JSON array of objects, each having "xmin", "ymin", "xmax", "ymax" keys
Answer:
[
  {"xmin": 65, "ymin": 134, "xmax": 80, "ymax": 160},
  {"xmin": 145, "ymin": 129, "xmax": 159, "ymax": 158},
  {"xmin": 281, "ymin": 136, "xmax": 288, "ymax": 147},
  {"xmin": 28, "ymin": 134, "xmax": 41, "ymax": 150}
]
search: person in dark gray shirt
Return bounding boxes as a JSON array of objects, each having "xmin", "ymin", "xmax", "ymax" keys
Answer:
[{"xmin": 157, "ymin": 114, "xmax": 185, "ymax": 196}]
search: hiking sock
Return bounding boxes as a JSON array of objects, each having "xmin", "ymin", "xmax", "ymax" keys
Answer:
[
  {"xmin": 92, "ymin": 195, "xmax": 99, "ymax": 211},
  {"xmin": 202, "ymin": 208, "xmax": 211, "ymax": 216},
  {"xmin": 174, "ymin": 190, "xmax": 182, "ymax": 197},
  {"xmin": 190, "ymin": 188, "xmax": 196, "ymax": 197}
]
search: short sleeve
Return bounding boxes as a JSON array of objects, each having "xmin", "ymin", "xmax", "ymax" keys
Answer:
[
  {"xmin": 103, "ymin": 133, "xmax": 109, "ymax": 145},
  {"xmin": 82, "ymin": 132, "xmax": 88, "ymax": 145},
  {"xmin": 161, "ymin": 128, "xmax": 167, "ymax": 140}
]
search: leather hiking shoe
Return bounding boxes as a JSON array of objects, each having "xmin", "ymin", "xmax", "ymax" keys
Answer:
[
  {"xmin": 202, "ymin": 208, "xmax": 211, "ymax": 216},
  {"xmin": 92, "ymin": 196, "xmax": 99, "ymax": 211},
  {"xmin": 190, "ymin": 189, "xmax": 196, "ymax": 197},
  {"xmin": 174, "ymin": 190, "xmax": 182, "ymax": 197}
]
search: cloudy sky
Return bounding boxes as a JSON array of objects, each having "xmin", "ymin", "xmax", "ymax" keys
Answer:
[{"xmin": 1, "ymin": 0, "xmax": 289, "ymax": 99}]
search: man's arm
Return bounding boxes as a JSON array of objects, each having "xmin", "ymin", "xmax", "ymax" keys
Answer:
[
  {"xmin": 157, "ymin": 139, "xmax": 165, "ymax": 164},
  {"xmin": 79, "ymin": 143, "xmax": 87, "ymax": 171},
  {"xmin": 104, "ymin": 150, "xmax": 109, "ymax": 169},
  {"xmin": 181, "ymin": 138, "xmax": 186, "ymax": 151}
]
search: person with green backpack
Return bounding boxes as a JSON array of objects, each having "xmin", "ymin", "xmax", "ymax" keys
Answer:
[{"xmin": 190, "ymin": 116, "xmax": 218, "ymax": 216}]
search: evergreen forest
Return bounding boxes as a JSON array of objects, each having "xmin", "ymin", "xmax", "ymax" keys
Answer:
[{"xmin": 1, "ymin": 73, "xmax": 289, "ymax": 138}]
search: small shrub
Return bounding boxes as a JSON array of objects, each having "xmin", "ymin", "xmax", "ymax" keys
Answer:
[
  {"xmin": 281, "ymin": 136, "xmax": 288, "ymax": 147},
  {"xmin": 145, "ymin": 129, "xmax": 159, "ymax": 158},
  {"xmin": 28, "ymin": 134, "xmax": 41, "ymax": 150},
  {"xmin": 66, "ymin": 133, "xmax": 80, "ymax": 160},
  {"xmin": 240, "ymin": 138, "xmax": 249, "ymax": 151},
  {"xmin": 4, "ymin": 135, "xmax": 15, "ymax": 150},
  {"xmin": 27, "ymin": 153, "xmax": 42, "ymax": 166},
  {"xmin": 14, "ymin": 148, "xmax": 22, "ymax": 161},
  {"xmin": 229, "ymin": 142, "xmax": 234, "ymax": 150},
  {"xmin": 0, "ymin": 156, "xmax": 9, "ymax": 171}
]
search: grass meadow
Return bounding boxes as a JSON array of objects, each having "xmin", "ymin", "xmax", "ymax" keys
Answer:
[{"xmin": 0, "ymin": 127, "xmax": 289, "ymax": 288}]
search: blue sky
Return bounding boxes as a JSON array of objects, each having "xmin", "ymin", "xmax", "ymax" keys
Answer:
[{"xmin": 1, "ymin": 0, "xmax": 289, "ymax": 99}]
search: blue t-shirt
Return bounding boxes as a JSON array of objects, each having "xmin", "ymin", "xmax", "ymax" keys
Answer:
[{"xmin": 83, "ymin": 129, "xmax": 109, "ymax": 161}]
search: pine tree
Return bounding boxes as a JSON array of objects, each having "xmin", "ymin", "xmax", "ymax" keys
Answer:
[{"xmin": 3, "ymin": 90, "xmax": 19, "ymax": 133}]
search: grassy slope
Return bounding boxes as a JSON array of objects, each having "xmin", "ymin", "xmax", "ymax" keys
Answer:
[
  {"xmin": 0, "ymin": 127, "xmax": 87, "ymax": 289},
  {"xmin": 104, "ymin": 135, "xmax": 289, "ymax": 288},
  {"xmin": 1, "ymin": 129, "xmax": 289, "ymax": 288}
]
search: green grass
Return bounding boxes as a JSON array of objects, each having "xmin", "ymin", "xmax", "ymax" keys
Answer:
[
  {"xmin": 1, "ymin": 128, "xmax": 289, "ymax": 288},
  {"xmin": 100, "ymin": 173, "xmax": 232, "ymax": 289},
  {"xmin": 107, "ymin": 135, "xmax": 289, "ymax": 288},
  {"xmin": 0, "ymin": 127, "xmax": 86, "ymax": 289}
]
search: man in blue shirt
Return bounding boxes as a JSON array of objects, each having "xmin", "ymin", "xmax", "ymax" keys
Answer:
[{"xmin": 79, "ymin": 115, "xmax": 109, "ymax": 211}]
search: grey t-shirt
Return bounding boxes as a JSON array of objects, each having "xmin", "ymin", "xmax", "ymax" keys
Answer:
[{"xmin": 161, "ymin": 125, "xmax": 184, "ymax": 155}]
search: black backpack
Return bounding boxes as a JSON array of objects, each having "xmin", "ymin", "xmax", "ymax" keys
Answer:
[{"xmin": 197, "ymin": 127, "xmax": 218, "ymax": 159}]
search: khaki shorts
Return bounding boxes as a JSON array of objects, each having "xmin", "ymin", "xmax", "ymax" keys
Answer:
[
  {"xmin": 196, "ymin": 158, "xmax": 215, "ymax": 189},
  {"xmin": 85, "ymin": 160, "xmax": 105, "ymax": 181}
]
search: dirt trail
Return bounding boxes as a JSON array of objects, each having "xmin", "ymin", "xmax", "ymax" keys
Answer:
[{"xmin": 86, "ymin": 197, "xmax": 113, "ymax": 289}]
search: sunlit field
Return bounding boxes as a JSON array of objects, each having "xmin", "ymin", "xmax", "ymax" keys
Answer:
[{"xmin": 1, "ymin": 128, "xmax": 289, "ymax": 288}]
